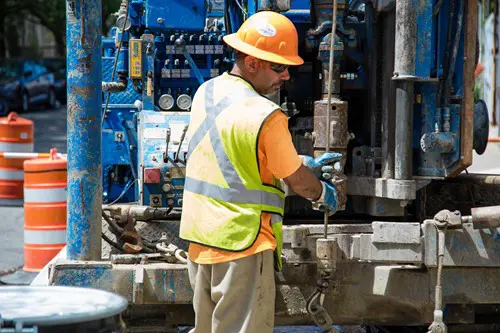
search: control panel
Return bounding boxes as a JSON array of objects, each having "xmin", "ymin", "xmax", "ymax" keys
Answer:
[{"xmin": 138, "ymin": 110, "xmax": 190, "ymax": 208}]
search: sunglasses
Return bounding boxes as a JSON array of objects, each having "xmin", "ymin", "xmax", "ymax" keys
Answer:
[{"xmin": 268, "ymin": 62, "xmax": 289, "ymax": 74}]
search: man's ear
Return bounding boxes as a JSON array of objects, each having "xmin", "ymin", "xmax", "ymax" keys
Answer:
[{"xmin": 244, "ymin": 56, "xmax": 259, "ymax": 73}]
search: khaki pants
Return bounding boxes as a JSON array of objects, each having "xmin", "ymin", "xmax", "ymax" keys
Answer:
[{"xmin": 187, "ymin": 250, "xmax": 275, "ymax": 333}]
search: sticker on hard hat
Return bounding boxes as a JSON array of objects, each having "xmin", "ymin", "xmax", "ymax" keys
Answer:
[{"xmin": 256, "ymin": 23, "xmax": 277, "ymax": 37}]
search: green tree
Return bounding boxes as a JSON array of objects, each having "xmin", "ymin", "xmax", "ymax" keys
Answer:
[
  {"xmin": 27, "ymin": 0, "xmax": 121, "ymax": 57},
  {"xmin": 0, "ymin": 0, "xmax": 30, "ymax": 58}
]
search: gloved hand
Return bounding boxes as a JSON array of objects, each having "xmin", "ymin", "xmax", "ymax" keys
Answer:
[
  {"xmin": 311, "ymin": 181, "xmax": 338, "ymax": 216},
  {"xmin": 301, "ymin": 152, "xmax": 343, "ymax": 181}
]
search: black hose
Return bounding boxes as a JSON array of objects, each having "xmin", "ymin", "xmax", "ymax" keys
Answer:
[
  {"xmin": 443, "ymin": 0, "xmax": 464, "ymax": 107},
  {"xmin": 102, "ymin": 0, "xmax": 130, "ymax": 127},
  {"xmin": 433, "ymin": 0, "xmax": 444, "ymax": 16},
  {"xmin": 102, "ymin": 233, "xmax": 122, "ymax": 251},
  {"xmin": 438, "ymin": 0, "xmax": 455, "ymax": 108},
  {"xmin": 141, "ymin": 245, "xmax": 156, "ymax": 253},
  {"xmin": 224, "ymin": 0, "xmax": 232, "ymax": 34},
  {"xmin": 102, "ymin": 211, "xmax": 124, "ymax": 234}
]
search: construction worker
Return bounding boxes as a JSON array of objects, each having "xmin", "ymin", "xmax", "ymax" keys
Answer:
[{"xmin": 180, "ymin": 11, "xmax": 341, "ymax": 333}]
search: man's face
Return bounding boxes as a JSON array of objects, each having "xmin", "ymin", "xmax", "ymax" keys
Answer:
[{"xmin": 249, "ymin": 58, "xmax": 291, "ymax": 95}]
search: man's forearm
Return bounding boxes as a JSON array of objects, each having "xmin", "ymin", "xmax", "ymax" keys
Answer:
[{"xmin": 284, "ymin": 165, "xmax": 323, "ymax": 200}]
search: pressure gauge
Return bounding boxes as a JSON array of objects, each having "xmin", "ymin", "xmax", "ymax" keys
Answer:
[
  {"xmin": 162, "ymin": 183, "xmax": 172, "ymax": 193},
  {"xmin": 176, "ymin": 94, "xmax": 192, "ymax": 111},
  {"xmin": 116, "ymin": 14, "xmax": 131, "ymax": 31},
  {"xmin": 159, "ymin": 94, "xmax": 174, "ymax": 110}
]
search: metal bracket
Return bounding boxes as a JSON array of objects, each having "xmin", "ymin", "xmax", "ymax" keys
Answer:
[
  {"xmin": 114, "ymin": 131, "xmax": 125, "ymax": 142},
  {"xmin": 133, "ymin": 265, "xmax": 145, "ymax": 305}
]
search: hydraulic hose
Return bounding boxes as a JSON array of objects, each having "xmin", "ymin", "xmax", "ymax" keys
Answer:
[{"xmin": 443, "ymin": 0, "xmax": 464, "ymax": 108}]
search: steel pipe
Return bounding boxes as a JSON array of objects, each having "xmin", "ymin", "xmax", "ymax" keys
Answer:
[
  {"xmin": 393, "ymin": 0, "xmax": 417, "ymax": 180},
  {"xmin": 66, "ymin": 0, "xmax": 103, "ymax": 260},
  {"xmin": 394, "ymin": 81, "xmax": 414, "ymax": 179},
  {"xmin": 102, "ymin": 79, "xmax": 127, "ymax": 93},
  {"xmin": 471, "ymin": 206, "xmax": 500, "ymax": 229},
  {"xmin": 381, "ymin": 11, "xmax": 396, "ymax": 179}
]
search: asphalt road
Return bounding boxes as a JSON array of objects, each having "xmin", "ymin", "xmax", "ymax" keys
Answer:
[{"xmin": 0, "ymin": 106, "xmax": 66, "ymax": 276}]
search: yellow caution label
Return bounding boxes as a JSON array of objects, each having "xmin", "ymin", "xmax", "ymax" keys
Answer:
[{"xmin": 129, "ymin": 39, "xmax": 142, "ymax": 79}]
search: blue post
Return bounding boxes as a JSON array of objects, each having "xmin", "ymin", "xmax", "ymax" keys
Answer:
[{"xmin": 66, "ymin": 0, "xmax": 102, "ymax": 260}]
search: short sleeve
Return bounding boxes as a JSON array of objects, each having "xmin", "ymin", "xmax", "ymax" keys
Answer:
[{"xmin": 259, "ymin": 111, "xmax": 302, "ymax": 179}]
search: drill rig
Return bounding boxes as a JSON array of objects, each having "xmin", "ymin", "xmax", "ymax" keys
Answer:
[{"xmin": 54, "ymin": 0, "xmax": 500, "ymax": 332}]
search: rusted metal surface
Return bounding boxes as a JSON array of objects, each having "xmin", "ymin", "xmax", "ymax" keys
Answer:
[
  {"xmin": 121, "ymin": 231, "xmax": 143, "ymax": 253},
  {"xmin": 450, "ymin": 0, "xmax": 477, "ymax": 176},
  {"xmin": 420, "ymin": 132, "xmax": 456, "ymax": 154},
  {"xmin": 313, "ymin": 98, "xmax": 349, "ymax": 154},
  {"xmin": 313, "ymin": 98, "xmax": 349, "ymax": 210},
  {"xmin": 66, "ymin": 0, "xmax": 103, "ymax": 260}
]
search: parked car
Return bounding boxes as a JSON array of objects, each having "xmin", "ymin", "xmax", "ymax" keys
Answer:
[
  {"xmin": 0, "ymin": 59, "xmax": 57, "ymax": 112},
  {"xmin": 41, "ymin": 58, "xmax": 66, "ymax": 104}
]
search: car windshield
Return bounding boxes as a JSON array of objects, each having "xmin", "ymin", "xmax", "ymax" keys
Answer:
[
  {"xmin": 0, "ymin": 60, "xmax": 22, "ymax": 82},
  {"xmin": 41, "ymin": 58, "xmax": 66, "ymax": 79}
]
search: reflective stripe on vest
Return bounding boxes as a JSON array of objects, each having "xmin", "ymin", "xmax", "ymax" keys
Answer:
[
  {"xmin": 184, "ymin": 79, "xmax": 284, "ymax": 210},
  {"xmin": 185, "ymin": 176, "xmax": 284, "ymax": 207},
  {"xmin": 180, "ymin": 73, "xmax": 286, "ymax": 252},
  {"xmin": 271, "ymin": 214, "xmax": 283, "ymax": 225}
]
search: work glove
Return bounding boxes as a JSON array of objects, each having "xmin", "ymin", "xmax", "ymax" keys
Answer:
[
  {"xmin": 301, "ymin": 152, "xmax": 343, "ymax": 181},
  {"xmin": 311, "ymin": 181, "xmax": 338, "ymax": 216}
]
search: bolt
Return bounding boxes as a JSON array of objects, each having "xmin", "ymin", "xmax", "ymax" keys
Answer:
[{"xmin": 157, "ymin": 17, "xmax": 164, "ymax": 24}]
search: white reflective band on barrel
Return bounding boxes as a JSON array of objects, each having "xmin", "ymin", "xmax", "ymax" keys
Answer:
[
  {"xmin": 24, "ymin": 229, "xmax": 66, "ymax": 245},
  {"xmin": 24, "ymin": 187, "xmax": 67, "ymax": 203},
  {"xmin": 0, "ymin": 142, "xmax": 34, "ymax": 153},
  {"xmin": 184, "ymin": 176, "xmax": 284, "ymax": 208},
  {"xmin": 0, "ymin": 169, "xmax": 24, "ymax": 180}
]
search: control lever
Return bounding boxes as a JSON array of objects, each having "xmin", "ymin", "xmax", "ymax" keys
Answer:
[
  {"xmin": 163, "ymin": 128, "xmax": 171, "ymax": 163},
  {"xmin": 175, "ymin": 125, "xmax": 188, "ymax": 163}
]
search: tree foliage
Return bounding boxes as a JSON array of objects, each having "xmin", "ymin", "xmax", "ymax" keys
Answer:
[{"xmin": 0, "ymin": 0, "xmax": 121, "ymax": 58}]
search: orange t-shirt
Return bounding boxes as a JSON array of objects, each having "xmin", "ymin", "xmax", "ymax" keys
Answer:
[{"xmin": 188, "ymin": 110, "xmax": 302, "ymax": 264}]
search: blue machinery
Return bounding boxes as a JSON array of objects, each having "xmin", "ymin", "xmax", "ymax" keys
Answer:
[{"xmin": 57, "ymin": 0, "xmax": 500, "ymax": 331}]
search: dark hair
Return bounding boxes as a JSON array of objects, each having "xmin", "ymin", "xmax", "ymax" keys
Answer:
[{"xmin": 234, "ymin": 50, "xmax": 248, "ymax": 61}]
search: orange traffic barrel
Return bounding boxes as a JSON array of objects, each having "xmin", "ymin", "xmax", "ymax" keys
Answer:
[
  {"xmin": 23, "ymin": 148, "xmax": 67, "ymax": 272},
  {"xmin": 0, "ymin": 112, "xmax": 34, "ymax": 206}
]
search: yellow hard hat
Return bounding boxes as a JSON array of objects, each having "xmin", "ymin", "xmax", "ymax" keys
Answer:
[{"xmin": 223, "ymin": 11, "xmax": 304, "ymax": 66}]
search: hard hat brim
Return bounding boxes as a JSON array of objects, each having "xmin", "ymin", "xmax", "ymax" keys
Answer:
[{"xmin": 223, "ymin": 33, "xmax": 304, "ymax": 66}]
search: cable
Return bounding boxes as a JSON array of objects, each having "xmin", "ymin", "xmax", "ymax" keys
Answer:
[
  {"xmin": 106, "ymin": 178, "xmax": 138, "ymax": 206},
  {"xmin": 324, "ymin": 0, "xmax": 338, "ymax": 239},
  {"xmin": 102, "ymin": 0, "xmax": 130, "ymax": 127},
  {"xmin": 102, "ymin": 232, "xmax": 122, "ymax": 251},
  {"xmin": 234, "ymin": 0, "xmax": 247, "ymax": 16},
  {"xmin": 433, "ymin": 0, "xmax": 444, "ymax": 16},
  {"xmin": 102, "ymin": 211, "xmax": 124, "ymax": 234}
]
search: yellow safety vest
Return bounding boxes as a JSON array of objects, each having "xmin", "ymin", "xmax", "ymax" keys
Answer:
[{"xmin": 180, "ymin": 72, "xmax": 285, "ymax": 270}]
